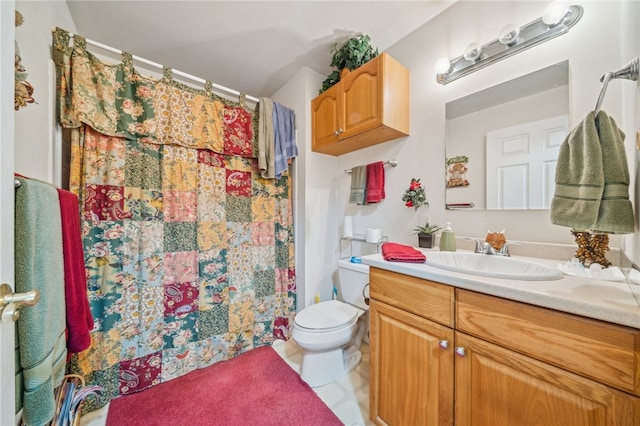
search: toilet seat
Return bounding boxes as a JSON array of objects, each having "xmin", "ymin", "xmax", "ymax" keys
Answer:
[{"xmin": 294, "ymin": 300, "xmax": 360, "ymax": 332}]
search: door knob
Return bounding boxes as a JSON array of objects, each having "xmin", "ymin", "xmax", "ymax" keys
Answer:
[
  {"xmin": 455, "ymin": 346, "xmax": 466, "ymax": 357},
  {"xmin": 439, "ymin": 339, "xmax": 449, "ymax": 349},
  {"xmin": 0, "ymin": 283, "xmax": 39, "ymax": 322}
]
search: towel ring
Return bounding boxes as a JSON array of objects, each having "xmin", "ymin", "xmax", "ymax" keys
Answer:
[{"xmin": 594, "ymin": 57, "xmax": 639, "ymax": 115}]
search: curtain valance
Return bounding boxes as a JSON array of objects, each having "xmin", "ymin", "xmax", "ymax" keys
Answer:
[{"xmin": 53, "ymin": 27, "xmax": 259, "ymax": 158}]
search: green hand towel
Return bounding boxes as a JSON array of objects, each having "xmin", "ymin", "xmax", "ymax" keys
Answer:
[
  {"xmin": 15, "ymin": 177, "xmax": 67, "ymax": 426},
  {"xmin": 550, "ymin": 111, "xmax": 604, "ymax": 230},
  {"xmin": 593, "ymin": 110, "xmax": 634, "ymax": 233},
  {"xmin": 349, "ymin": 166, "xmax": 367, "ymax": 205}
]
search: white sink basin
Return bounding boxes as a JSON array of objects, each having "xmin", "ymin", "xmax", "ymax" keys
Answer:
[{"xmin": 425, "ymin": 251, "xmax": 562, "ymax": 281}]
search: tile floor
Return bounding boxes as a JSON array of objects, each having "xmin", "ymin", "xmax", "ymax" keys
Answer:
[{"xmin": 79, "ymin": 339, "xmax": 373, "ymax": 426}]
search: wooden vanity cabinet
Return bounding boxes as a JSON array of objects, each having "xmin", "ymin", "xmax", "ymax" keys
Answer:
[
  {"xmin": 368, "ymin": 267, "xmax": 640, "ymax": 425},
  {"xmin": 311, "ymin": 52, "xmax": 409, "ymax": 156},
  {"xmin": 455, "ymin": 289, "xmax": 640, "ymax": 426},
  {"xmin": 369, "ymin": 267, "xmax": 455, "ymax": 425}
]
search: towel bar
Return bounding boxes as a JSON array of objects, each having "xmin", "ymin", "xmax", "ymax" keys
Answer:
[{"xmin": 344, "ymin": 159, "xmax": 398, "ymax": 174}]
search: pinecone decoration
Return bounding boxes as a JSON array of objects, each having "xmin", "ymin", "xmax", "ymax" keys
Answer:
[{"xmin": 571, "ymin": 231, "xmax": 611, "ymax": 268}]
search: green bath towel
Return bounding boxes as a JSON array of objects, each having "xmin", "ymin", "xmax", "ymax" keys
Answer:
[
  {"xmin": 550, "ymin": 110, "xmax": 634, "ymax": 233},
  {"xmin": 349, "ymin": 166, "xmax": 367, "ymax": 205},
  {"xmin": 593, "ymin": 111, "xmax": 634, "ymax": 233},
  {"xmin": 15, "ymin": 177, "xmax": 67, "ymax": 426},
  {"xmin": 550, "ymin": 111, "xmax": 604, "ymax": 230}
]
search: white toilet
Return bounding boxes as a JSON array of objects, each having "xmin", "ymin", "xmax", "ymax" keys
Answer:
[{"xmin": 292, "ymin": 259, "xmax": 370, "ymax": 387}]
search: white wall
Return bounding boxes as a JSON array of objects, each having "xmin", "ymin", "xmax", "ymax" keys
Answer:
[
  {"xmin": 11, "ymin": 1, "xmax": 640, "ymax": 311},
  {"xmin": 272, "ymin": 66, "xmax": 338, "ymax": 310},
  {"xmin": 14, "ymin": 1, "xmax": 76, "ymax": 185},
  {"xmin": 331, "ymin": 1, "xmax": 638, "ymax": 254},
  {"xmin": 620, "ymin": 0, "xmax": 640, "ymax": 264}
]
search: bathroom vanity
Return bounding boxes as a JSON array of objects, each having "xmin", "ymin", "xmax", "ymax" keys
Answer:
[{"xmin": 363, "ymin": 253, "xmax": 640, "ymax": 425}]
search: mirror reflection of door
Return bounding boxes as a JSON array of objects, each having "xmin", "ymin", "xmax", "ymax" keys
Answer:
[
  {"xmin": 486, "ymin": 115, "xmax": 568, "ymax": 210},
  {"xmin": 445, "ymin": 61, "xmax": 569, "ymax": 210}
]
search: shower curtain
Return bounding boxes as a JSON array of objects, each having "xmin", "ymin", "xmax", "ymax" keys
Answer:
[{"xmin": 53, "ymin": 29, "xmax": 296, "ymax": 410}]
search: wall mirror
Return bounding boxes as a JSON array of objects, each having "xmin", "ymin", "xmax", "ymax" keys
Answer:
[{"xmin": 445, "ymin": 61, "xmax": 569, "ymax": 210}]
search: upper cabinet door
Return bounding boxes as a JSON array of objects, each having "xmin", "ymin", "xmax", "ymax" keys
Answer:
[
  {"xmin": 311, "ymin": 84, "xmax": 341, "ymax": 150},
  {"xmin": 340, "ymin": 57, "xmax": 381, "ymax": 139}
]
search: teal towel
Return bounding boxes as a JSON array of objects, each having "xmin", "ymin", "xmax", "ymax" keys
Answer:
[
  {"xmin": 15, "ymin": 177, "xmax": 67, "ymax": 426},
  {"xmin": 349, "ymin": 166, "xmax": 367, "ymax": 205},
  {"xmin": 593, "ymin": 111, "xmax": 634, "ymax": 233},
  {"xmin": 551, "ymin": 110, "xmax": 634, "ymax": 233}
]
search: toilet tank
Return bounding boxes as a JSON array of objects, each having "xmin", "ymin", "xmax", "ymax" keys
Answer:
[{"xmin": 337, "ymin": 259, "xmax": 370, "ymax": 311}]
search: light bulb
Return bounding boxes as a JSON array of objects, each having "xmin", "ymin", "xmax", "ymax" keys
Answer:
[
  {"xmin": 498, "ymin": 23, "xmax": 520, "ymax": 46},
  {"xmin": 463, "ymin": 42, "xmax": 482, "ymax": 62},
  {"xmin": 435, "ymin": 57, "xmax": 451, "ymax": 74},
  {"xmin": 543, "ymin": 1, "xmax": 569, "ymax": 26}
]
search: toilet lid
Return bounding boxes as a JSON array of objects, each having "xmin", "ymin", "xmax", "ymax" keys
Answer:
[{"xmin": 295, "ymin": 300, "xmax": 360, "ymax": 331}]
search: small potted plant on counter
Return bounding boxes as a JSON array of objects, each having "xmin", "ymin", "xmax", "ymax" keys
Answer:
[{"xmin": 413, "ymin": 222, "xmax": 442, "ymax": 249}]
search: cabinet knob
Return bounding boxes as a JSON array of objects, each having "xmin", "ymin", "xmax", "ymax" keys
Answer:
[
  {"xmin": 334, "ymin": 130, "xmax": 340, "ymax": 136},
  {"xmin": 438, "ymin": 340, "xmax": 449, "ymax": 349},
  {"xmin": 338, "ymin": 128, "xmax": 343, "ymax": 134},
  {"xmin": 454, "ymin": 346, "xmax": 466, "ymax": 357}
]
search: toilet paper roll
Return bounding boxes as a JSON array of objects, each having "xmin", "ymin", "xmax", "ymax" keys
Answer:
[
  {"xmin": 366, "ymin": 228, "xmax": 382, "ymax": 243},
  {"xmin": 343, "ymin": 216, "xmax": 353, "ymax": 238}
]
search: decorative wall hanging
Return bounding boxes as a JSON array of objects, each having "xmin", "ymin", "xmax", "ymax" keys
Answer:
[
  {"xmin": 446, "ymin": 155, "xmax": 470, "ymax": 188},
  {"xmin": 14, "ymin": 10, "xmax": 35, "ymax": 110}
]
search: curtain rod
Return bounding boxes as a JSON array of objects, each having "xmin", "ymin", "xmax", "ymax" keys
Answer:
[
  {"xmin": 344, "ymin": 159, "xmax": 398, "ymax": 174},
  {"xmin": 55, "ymin": 28, "xmax": 259, "ymax": 104}
]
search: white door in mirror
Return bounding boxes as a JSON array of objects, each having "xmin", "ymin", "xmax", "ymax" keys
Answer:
[{"xmin": 486, "ymin": 115, "xmax": 568, "ymax": 210}]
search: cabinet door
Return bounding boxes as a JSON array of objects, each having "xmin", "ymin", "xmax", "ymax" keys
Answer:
[
  {"xmin": 340, "ymin": 57, "xmax": 382, "ymax": 139},
  {"xmin": 455, "ymin": 332, "xmax": 640, "ymax": 426},
  {"xmin": 311, "ymin": 83, "xmax": 341, "ymax": 150},
  {"xmin": 369, "ymin": 300, "xmax": 454, "ymax": 426}
]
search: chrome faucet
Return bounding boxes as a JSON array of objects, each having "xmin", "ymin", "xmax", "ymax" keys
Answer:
[{"xmin": 467, "ymin": 238, "xmax": 512, "ymax": 256}]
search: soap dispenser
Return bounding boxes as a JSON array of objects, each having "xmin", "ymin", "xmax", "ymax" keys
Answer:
[{"xmin": 439, "ymin": 222, "xmax": 457, "ymax": 252}]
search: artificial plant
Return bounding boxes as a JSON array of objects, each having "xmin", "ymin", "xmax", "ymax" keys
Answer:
[{"xmin": 319, "ymin": 34, "xmax": 379, "ymax": 94}]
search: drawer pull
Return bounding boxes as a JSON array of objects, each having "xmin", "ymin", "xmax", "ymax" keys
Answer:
[
  {"xmin": 439, "ymin": 340, "xmax": 449, "ymax": 349},
  {"xmin": 455, "ymin": 347, "xmax": 466, "ymax": 357}
]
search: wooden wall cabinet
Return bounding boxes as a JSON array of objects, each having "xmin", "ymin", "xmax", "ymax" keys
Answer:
[
  {"xmin": 311, "ymin": 53, "xmax": 409, "ymax": 156},
  {"xmin": 369, "ymin": 267, "xmax": 640, "ymax": 425}
]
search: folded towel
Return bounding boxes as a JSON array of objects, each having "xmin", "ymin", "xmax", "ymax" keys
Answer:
[
  {"xmin": 382, "ymin": 242, "xmax": 426, "ymax": 263},
  {"xmin": 258, "ymin": 97, "xmax": 275, "ymax": 179},
  {"xmin": 593, "ymin": 111, "xmax": 634, "ymax": 233},
  {"xmin": 365, "ymin": 161, "xmax": 385, "ymax": 203},
  {"xmin": 15, "ymin": 177, "xmax": 67, "ymax": 426},
  {"xmin": 273, "ymin": 102, "xmax": 297, "ymax": 179},
  {"xmin": 58, "ymin": 188, "xmax": 94, "ymax": 354},
  {"xmin": 349, "ymin": 166, "xmax": 367, "ymax": 205},
  {"xmin": 550, "ymin": 111, "xmax": 604, "ymax": 230}
]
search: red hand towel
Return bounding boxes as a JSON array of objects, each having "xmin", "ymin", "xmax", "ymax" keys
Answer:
[
  {"xmin": 57, "ymin": 189, "xmax": 94, "ymax": 354},
  {"xmin": 365, "ymin": 161, "xmax": 385, "ymax": 203},
  {"xmin": 382, "ymin": 243, "xmax": 426, "ymax": 263}
]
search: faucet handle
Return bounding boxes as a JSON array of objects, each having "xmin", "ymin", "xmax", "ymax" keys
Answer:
[
  {"xmin": 465, "ymin": 238, "xmax": 484, "ymax": 253},
  {"xmin": 497, "ymin": 241, "xmax": 521, "ymax": 257}
]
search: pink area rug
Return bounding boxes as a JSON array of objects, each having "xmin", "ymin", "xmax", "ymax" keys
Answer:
[{"xmin": 106, "ymin": 345, "xmax": 343, "ymax": 426}]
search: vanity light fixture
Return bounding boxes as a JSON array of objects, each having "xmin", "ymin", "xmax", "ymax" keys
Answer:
[{"xmin": 436, "ymin": 3, "xmax": 583, "ymax": 85}]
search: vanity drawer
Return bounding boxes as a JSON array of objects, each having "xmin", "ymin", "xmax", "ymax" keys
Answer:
[
  {"xmin": 370, "ymin": 267, "xmax": 454, "ymax": 327},
  {"xmin": 456, "ymin": 289, "xmax": 640, "ymax": 395}
]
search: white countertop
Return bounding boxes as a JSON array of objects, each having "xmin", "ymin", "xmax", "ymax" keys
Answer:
[{"xmin": 362, "ymin": 250, "xmax": 640, "ymax": 329}]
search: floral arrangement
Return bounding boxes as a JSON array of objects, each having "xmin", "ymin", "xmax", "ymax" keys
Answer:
[{"xmin": 402, "ymin": 178, "xmax": 428, "ymax": 211}]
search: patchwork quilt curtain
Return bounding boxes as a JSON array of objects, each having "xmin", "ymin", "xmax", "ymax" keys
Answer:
[{"xmin": 53, "ymin": 29, "xmax": 296, "ymax": 410}]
